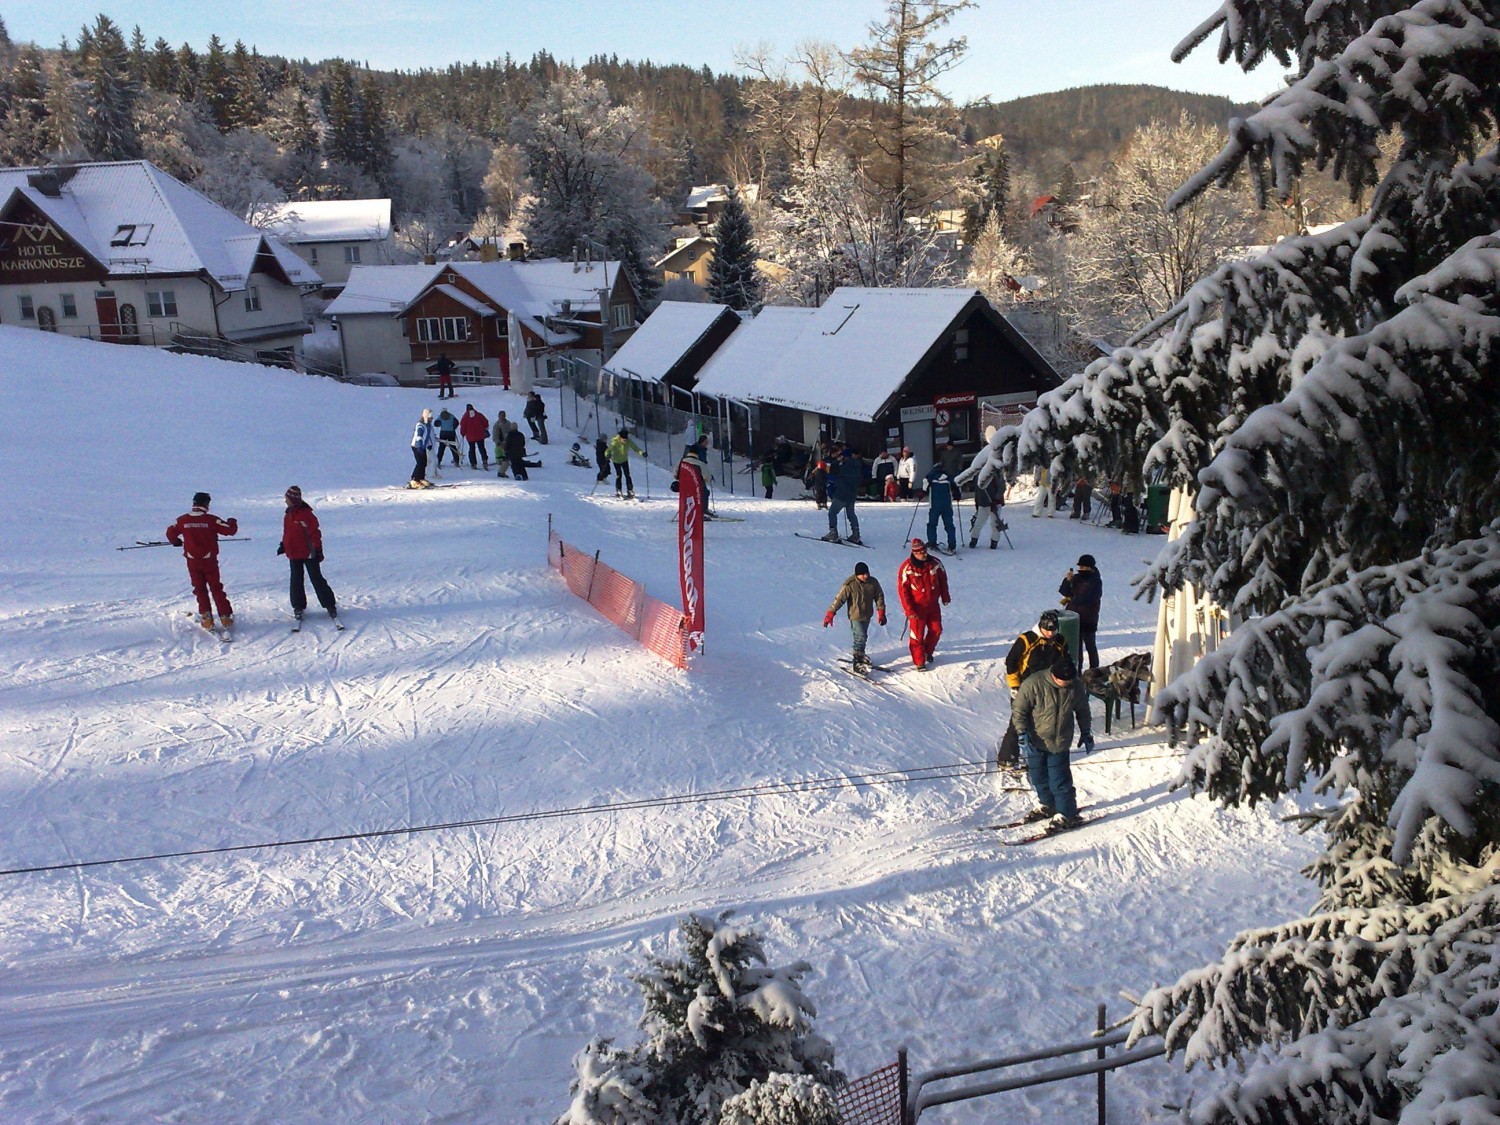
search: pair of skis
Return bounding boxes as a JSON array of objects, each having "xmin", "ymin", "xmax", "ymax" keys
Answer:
[
  {"xmin": 982, "ymin": 805, "xmax": 1098, "ymax": 846},
  {"xmin": 795, "ymin": 532, "xmax": 871, "ymax": 548}
]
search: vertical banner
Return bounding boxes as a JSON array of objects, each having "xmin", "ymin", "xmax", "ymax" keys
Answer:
[{"xmin": 677, "ymin": 461, "xmax": 706, "ymax": 654}]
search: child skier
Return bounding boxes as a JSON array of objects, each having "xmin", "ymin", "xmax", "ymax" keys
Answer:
[{"xmin": 823, "ymin": 561, "xmax": 886, "ymax": 673}]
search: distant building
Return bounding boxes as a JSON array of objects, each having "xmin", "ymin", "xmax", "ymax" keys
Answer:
[
  {"xmin": 0, "ymin": 161, "xmax": 319, "ymax": 365},
  {"xmin": 656, "ymin": 236, "xmax": 717, "ymax": 287},
  {"xmin": 260, "ymin": 199, "xmax": 395, "ymax": 294},
  {"xmin": 677, "ymin": 183, "xmax": 759, "ymax": 230},
  {"xmin": 604, "ymin": 301, "xmax": 742, "ymax": 394},
  {"xmin": 324, "ymin": 258, "xmax": 639, "ymax": 389}
]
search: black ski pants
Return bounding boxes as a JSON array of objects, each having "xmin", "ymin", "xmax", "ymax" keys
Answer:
[{"xmin": 289, "ymin": 558, "xmax": 336, "ymax": 615}]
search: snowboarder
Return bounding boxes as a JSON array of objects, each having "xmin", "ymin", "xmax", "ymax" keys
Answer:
[
  {"xmin": 921, "ymin": 461, "xmax": 959, "ymax": 552},
  {"xmin": 606, "ymin": 428, "xmax": 644, "ymax": 497},
  {"xmin": 823, "ymin": 446, "xmax": 864, "ymax": 544},
  {"xmin": 435, "ymin": 407, "xmax": 461, "ymax": 471},
  {"xmin": 1012, "ymin": 655, "xmax": 1090, "ymax": 830},
  {"xmin": 594, "ymin": 435, "xmax": 610, "ymax": 483},
  {"xmin": 277, "ymin": 486, "xmax": 338, "ymax": 627},
  {"xmin": 503, "ymin": 426, "xmax": 540, "ymax": 480},
  {"xmin": 166, "ymin": 491, "xmax": 238, "ymax": 634},
  {"xmin": 410, "ymin": 408, "xmax": 436, "ymax": 488},
  {"xmin": 524, "ymin": 392, "xmax": 549, "ymax": 444},
  {"xmin": 427, "ymin": 353, "xmax": 456, "ymax": 398},
  {"xmin": 1059, "ymin": 554, "xmax": 1104, "ymax": 671},
  {"xmin": 897, "ymin": 538, "xmax": 950, "ymax": 670},
  {"xmin": 460, "ymin": 403, "xmax": 491, "ymax": 469},
  {"xmin": 896, "ymin": 447, "xmax": 917, "ymax": 500},
  {"xmin": 997, "ymin": 609, "xmax": 1070, "ymax": 768},
  {"xmin": 968, "ymin": 470, "xmax": 1007, "ymax": 549},
  {"xmin": 823, "ymin": 561, "xmax": 887, "ymax": 673}
]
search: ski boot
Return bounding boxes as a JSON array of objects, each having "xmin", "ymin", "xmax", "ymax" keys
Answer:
[{"xmin": 821, "ymin": 530, "xmax": 841, "ymax": 543}]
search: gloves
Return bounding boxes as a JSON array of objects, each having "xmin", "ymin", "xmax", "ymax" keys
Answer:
[
  {"xmin": 1018, "ymin": 733, "xmax": 1035, "ymax": 756},
  {"xmin": 942, "ymin": 596, "xmax": 951, "ymax": 606},
  {"xmin": 168, "ymin": 539, "xmax": 181, "ymax": 548},
  {"xmin": 313, "ymin": 549, "xmax": 324, "ymax": 563},
  {"xmin": 877, "ymin": 611, "xmax": 887, "ymax": 627},
  {"xmin": 823, "ymin": 610, "xmax": 835, "ymax": 628},
  {"xmin": 1079, "ymin": 732, "xmax": 1095, "ymax": 754},
  {"xmin": 276, "ymin": 543, "xmax": 285, "ymax": 555}
]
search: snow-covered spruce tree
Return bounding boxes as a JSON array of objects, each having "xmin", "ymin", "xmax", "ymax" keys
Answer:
[
  {"xmin": 718, "ymin": 1072, "xmax": 840, "ymax": 1125},
  {"xmin": 559, "ymin": 912, "xmax": 840, "ymax": 1125},
  {"xmin": 708, "ymin": 187, "xmax": 764, "ymax": 312},
  {"xmin": 1014, "ymin": 1, "xmax": 1500, "ymax": 1121}
]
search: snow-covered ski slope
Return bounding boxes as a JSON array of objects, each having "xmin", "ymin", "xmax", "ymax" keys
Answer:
[{"xmin": 0, "ymin": 327, "xmax": 1315, "ymax": 1123}]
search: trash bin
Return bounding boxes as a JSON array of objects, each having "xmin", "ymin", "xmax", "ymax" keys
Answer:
[
  {"xmin": 1145, "ymin": 483, "xmax": 1170, "ymax": 531},
  {"xmin": 1055, "ymin": 609, "xmax": 1082, "ymax": 669}
]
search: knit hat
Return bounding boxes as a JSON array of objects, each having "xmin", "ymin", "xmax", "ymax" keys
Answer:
[
  {"xmin": 285, "ymin": 485, "xmax": 303, "ymax": 504},
  {"xmin": 192, "ymin": 491, "xmax": 211, "ymax": 508},
  {"xmin": 1039, "ymin": 609, "xmax": 1059, "ymax": 630},
  {"xmin": 1078, "ymin": 554, "xmax": 1096, "ymax": 568},
  {"xmin": 1052, "ymin": 657, "xmax": 1078, "ymax": 682},
  {"xmin": 854, "ymin": 562, "xmax": 870, "ymax": 576}
]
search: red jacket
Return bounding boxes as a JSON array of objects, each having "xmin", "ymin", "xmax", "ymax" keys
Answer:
[
  {"xmin": 281, "ymin": 503, "xmax": 323, "ymax": 561},
  {"xmin": 459, "ymin": 409, "xmax": 489, "ymax": 441},
  {"xmin": 897, "ymin": 554, "xmax": 949, "ymax": 618},
  {"xmin": 167, "ymin": 507, "xmax": 237, "ymax": 559}
]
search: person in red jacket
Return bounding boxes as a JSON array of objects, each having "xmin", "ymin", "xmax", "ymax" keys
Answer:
[
  {"xmin": 166, "ymin": 491, "xmax": 238, "ymax": 632},
  {"xmin": 459, "ymin": 403, "xmax": 491, "ymax": 470},
  {"xmin": 896, "ymin": 537, "xmax": 950, "ymax": 670},
  {"xmin": 277, "ymin": 485, "xmax": 338, "ymax": 627}
]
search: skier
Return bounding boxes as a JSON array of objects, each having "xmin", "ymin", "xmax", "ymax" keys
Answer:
[
  {"xmin": 459, "ymin": 403, "xmax": 491, "ymax": 469},
  {"xmin": 606, "ymin": 428, "xmax": 644, "ymax": 497},
  {"xmin": 503, "ymin": 426, "xmax": 540, "ymax": 480},
  {"xmin": 594, "ymin": 435, "xmax": 610, "ymax": 483},
  {"xmin": 1032, "ymin": 466, "xmax": 1055, "ymax": 518},
  {"xmin": 524, "ymin": 392, "xmax": 549, "ymax": 444},
  {"xmin": 823, "ymin": 561, "xmax": 887, "ymax": 673},
  {"xmin": 410, "ymin": 408, "xmax": 436, "ymax": 488},
  {"xmin": 997, "ymin": 609, "xmax": 1070, "ymax": 768},
  {"xmin": 277, "ymin": 486, "xmax": 338, "ymax": 628},
  {"xmin": 435, "ymin": 407, "xmax": 461, "ymax": 471},
  {"xmin": 896, "ymin": 447, "xmax": 917, "ymax": 499},
  {"xmin": 896, "ymin": 538, "xmax": 950, "ymax": 670},
  {"xmin": 427, "ymin": 353, "xmax": 456, "ymax": 399},
  {"xmin": 1012, "ymin": 655, "xmax": 1090, "ymax": 831},
  {"xmin": 492, "ymin": 411, "xmax": 517, "ymax": 478},
  {"xmin": 822, "ymin": 446, "xmax": 864, "ymax": 544},
  {"xmin": 165, "ymin": 490, "xmax": 238, "ymax": 634},
  {"xmin": 1059, "ymin": 554, "xmax": 1104, "ymax": 671},
  {"xmin": 968, "ymin": 470, "xmax": 1007, "ymax": 549},
  {"xmin": 921, "ymin": 461, "xmax": 959, "ymax": 552}
]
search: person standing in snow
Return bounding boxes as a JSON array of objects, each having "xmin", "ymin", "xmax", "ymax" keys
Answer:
[
  {"xmin": 492, "ymin": 411, "xmax": 517, "ymax": 477},
  {"xmin": 1070, "ymin": 472, "xmax": 1092, "ymax": 520},
  {"xmin": 166, "ymin": 491, "xmax": 238, "ymax": 634},
  {"xmin": 871, "ymin": 449, "xmax": 898, "ymax": 500},
  {"xmin": 824, "ymin": 561, "xmax": 886, "ymax": 672},
  {"xmin": 594, "ymin": 435, "xmax": 610, "ymax": 484},
  {"xmin": 1012, "ymin": 655, "xmax": 1090, "ymax": 830},
  {"xmin": 921, "ymin": 462, "xmax": 959, "ymax": 552},
  {"xmin": 996, "ymin": 609, "xmax": 1070, "ymax": 768},
  {"xmin": 1033, "ymin": 466, "xmax": 1055, "ymax": 518},
  {"xmin": 503, "ymin": 426, "xmax": 540, "ymax": 480},
  {"xmin": 459, "ymin": 403, "xmax": 490, "ymax": 470},
  {"xmin": 896, "ymin": 447, "xmax": 917, "ymax": 500},
  {"xmin": 277, "ymin": 485, "xmax": 337, "ymax": 626},
  {"xmin": 760, "ymin": 456, "xmax": 777, "ymax": 500},
  {"xmin": 410, "ymin": 408, "xmax": 436, "ymax": 488},
  {"xmin": 606, "ymin": 428, "xmax": 643, "ymax": 498},
  {"xmin": 1059, "ymin": 554, "xmax": 1104, "ymax": 671},
  {"xmin": 428, "ymin": 353, "xmax": 456, "ymax": 399},
  {"xmin": 897, "ymin": 538, "xmax": 950, "ymax": 670},
  {"xmin": 968, "ymin": 471, "xmax": 1007, "ymax": 549},
  {"xmin": 434, "ymin": 407, "xmax": 461, "ymax": 472},
  {"xmin": 823, "ymin": 446, "xmax": 865, "ymax": 544},
  {"xmin": 524, "ymin": 392, "xmax": 549, "ymax": 444}
]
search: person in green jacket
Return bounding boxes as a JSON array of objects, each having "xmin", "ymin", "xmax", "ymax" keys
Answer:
[
  {"xmin": 823, "ymin": 561, "xmax": 886, "ymax": 673},
  {"xmin": 606, "ymin": 428, "xmax": 644, "ymax": 498},
  {"xmin": 760, "ymin": 457, "xmax": 777, "ymax": 500},
  {"xmin": 1012, "ymin": 656, "xmax": 1092, "ymax": 830}
]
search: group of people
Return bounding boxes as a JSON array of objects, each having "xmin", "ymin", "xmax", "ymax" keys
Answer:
[
  {"xmin": 166, "ymin": 487, "xmax": 338, "ymax": 634},
  {"xmin": 409, "ymin": 403, "xmax": 544, "ymax": 487}
]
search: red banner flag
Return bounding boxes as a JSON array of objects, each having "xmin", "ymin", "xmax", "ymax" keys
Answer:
[{"xmin": 677, "ymin": 459, "xmax": 706, "ymax": 653}]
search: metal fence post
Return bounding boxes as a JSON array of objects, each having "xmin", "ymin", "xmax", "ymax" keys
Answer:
[
  {"xmin": 1097, "ymin": 1003, "xmax": 1107, "ymax": 1125},
  {"xmin": 899, "ymin": 1046, "xmax": 911, "ymax": 1125}
]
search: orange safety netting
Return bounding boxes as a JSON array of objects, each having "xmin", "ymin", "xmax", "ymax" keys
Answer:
[{"xmin": 549, "ymin": 529, "xmax": 689, "ymax": 669}]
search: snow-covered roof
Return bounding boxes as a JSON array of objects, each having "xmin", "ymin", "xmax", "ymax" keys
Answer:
[
  {"xmin": 260, "ymin": 199, "xmax": 393, "ymax": 244},
  {"xmin": 0, "ymin": 161, "xmax": 320, "ymax": 291},
  {"xmin": 695, "ymin": 288, "xmax": 985, "ymax": 421},
  {"xmin": 604, "ymin": 302, "xmax": 737, "ymax": 384},
  {"xmin": 433, "ymin": 283, "xmax": 496, "ymax": 317},
  {"xmin": 323, "ymin": 264, "xmax": 444, "ymax": 315},
  {"xmin": 682, "ymin": 183, "xmax": 758, "ymax": 212}
]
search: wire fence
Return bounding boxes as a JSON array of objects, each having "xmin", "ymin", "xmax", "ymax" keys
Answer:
[
  {"xmin": 835, "ymin": 1058, "xmax": 907, "ymax": 1125},
  {"xmin": 548, "ymin": 522, "xmax": 689, "ymax": 669}
]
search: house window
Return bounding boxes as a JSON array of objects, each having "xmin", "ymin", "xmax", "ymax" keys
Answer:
[
  {"xmin": 611, "ymin": 303, "xmax": 633, "ymax": 330},
  {"xmin": 244, "ymin": 285, "xmax": 262, "ymax": 313},
  {"xmin": 18, "ymin": 295, "xmax": 35, "ymax": 320},
  {"xmin": 416, "ymin": 317, "xmax": 441, "ymax": 342},
  {"xmin": 147, "ymin": 290, "xmax": 178, "ymax": 318},
  {"xmin": 109, "ymin": 223, "xmax": 153, "ymax": 247},
  {"xmin": 59, "ymin": 293, "xmax": 77, "ymax": 318},
  {"xmin": 309, "ymin": 247, "xmax": 319, "ymax": 265},
  {"xmin": 953, "ymin": 328, "xmax": 970, "ymax": 362},
  {"xmin": 442, "ymin": 316, "xmax": 470, "ymax": 342},
  {"xmin": 344, "ymin": 246, "xmax": 361, "ymax": 264}
]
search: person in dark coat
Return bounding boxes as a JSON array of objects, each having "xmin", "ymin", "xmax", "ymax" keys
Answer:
[
  {"xmin": 503, "ymin": 426, "xmax": 539, "ymax": 480},
  {"xmin": 1059, "ymin": 553, "xmax": 1103, "ymax": 670},
  {"xmin": 823, "ymin": 561, "xmax": 887, "ymax": 671},
  {"xmin": 1013, "ymin": 656, "xmax": 1091, "ymax": 829},
  {"xmin": 523, "ymin": 392, "xmax": 549, "ymax": 444},
  {"xmin": 277, "ymin": 486, "xmax": 337, "ymax": 625},
  {"xmin": 428, "ymin": 353, "xmax": 456, "ymax": 398},
  {"xmin": 822, "ymin": 447, "xmax": 865, "ymax": 543},
  {"xmin": 922, "ymin": 462, "xmax": 959, "ymax": 552},
  {"xmin": 996, "ymin": 609, "xmax": 1070, "ymax": 768},
  {"xmin": 594, "ymin": 435, "xmax": 610, "ymax": 483}
]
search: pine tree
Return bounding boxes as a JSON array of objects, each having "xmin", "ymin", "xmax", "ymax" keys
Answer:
[
  {"xmin": 78, "ymin": 14, "xmax": 141, "ymax": 160},
  {"xmin": 145, "ymin": 37, "xmax": 176, "ymax": 92},
  {"xmin": 961, "ymin": 140, "xmax": 1009, "ymax": 245},
  {"xmin": 355, "ymin": 72, "xmax": 394, "ymax": 191},
  {"xmin": 0, "ymin": 46, "xmax": 50, "ymax": 164},
  {"xmin": 559, "ymin": 913, "xmax": 840, "ymax": 1125},
  {"xmin": 173, "ymin": 42, "xmax": 198, "ymax": 103},
  {"xmin": 1018, "ymin": 2, "xmax": 1500, "ymax": 1120},
  {"xmin": 228, "ymin": 40, "xmax": 264, "ymax": 131},
  {"xmin": 707, "ymin": 186, "xmax": 764, "ymax": 311},
  {"xmin": 199, "ymin": 34, "xmax": 234, "ymax": 131},
  {"xmin": 321, "ymin": 59, "xmax": 362, "ymax": 171}
]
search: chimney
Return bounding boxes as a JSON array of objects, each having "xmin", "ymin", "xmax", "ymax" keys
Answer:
[
  {"xmin": 478, "ymin": 241, "xmax": 499, "ymax": 262},
  {"xmin": 507, "ymin": 241, "xmax": 526, "ymax": 261},
  {"xmin": 572, "ymin": 248, "xmax": 579, "ymax": 272}
]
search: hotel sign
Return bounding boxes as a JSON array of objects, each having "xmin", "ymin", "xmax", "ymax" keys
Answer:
[{"xmin": 0, "ymin": 202, "xmax": 103, "ymax": 283}]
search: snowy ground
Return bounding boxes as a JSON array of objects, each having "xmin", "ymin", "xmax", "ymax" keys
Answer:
[{"xmin": 0, "ymin": 328, "xmax": 1316, "ymax": 1123}]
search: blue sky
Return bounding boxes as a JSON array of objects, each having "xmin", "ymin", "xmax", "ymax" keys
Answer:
[{"xmin": 6, "ymin": 0, "xmax": 1281, "ymax": 106}]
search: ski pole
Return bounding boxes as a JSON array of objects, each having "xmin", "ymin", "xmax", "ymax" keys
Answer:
[{"xmin": 117, "ymin": 537, "xmax": 252, "ymax": 551}]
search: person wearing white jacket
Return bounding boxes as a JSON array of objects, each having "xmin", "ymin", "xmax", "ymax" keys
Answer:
[
  {"xmin": 409, "ymin": 408, "xmax": 436, "ymax": 489},
  {"xmin": 896, "ymin": 447, "xmax": 918, "ymax": 499}
]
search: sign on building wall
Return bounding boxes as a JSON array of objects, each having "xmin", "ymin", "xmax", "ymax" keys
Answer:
[{"xmin": 0, "ymin": 202, "xmax": 103, "ymax": 283}]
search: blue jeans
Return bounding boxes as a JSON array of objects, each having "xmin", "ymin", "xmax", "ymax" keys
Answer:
[
  {"xmin": 927, "ymin": 504, "xmax": 955, "ymax": 549},
  {"xmin": 850, "ymin": 617, "xmax": 870, "ymax": 659},
  {"xmin": 1023, "ymin": 738, "xmax": 1077, "ymax": 818},
  {"xmin": 829, "ymin": 495, "xmax": 860, "ymax": 538}
]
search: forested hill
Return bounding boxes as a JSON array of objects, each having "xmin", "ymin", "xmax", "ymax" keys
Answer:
[{"xmin": 962, "ymin": 84, "xmax": 1255, "ymax": 182}]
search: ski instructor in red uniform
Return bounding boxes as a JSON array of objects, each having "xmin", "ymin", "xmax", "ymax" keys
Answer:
[
  {"xmin": 897, "ymin": 537, "xmax": 950, "ymax": 670},
  {"xmin": 166, "ymin": 491, "xmax": 238, "ymax": 633}
]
